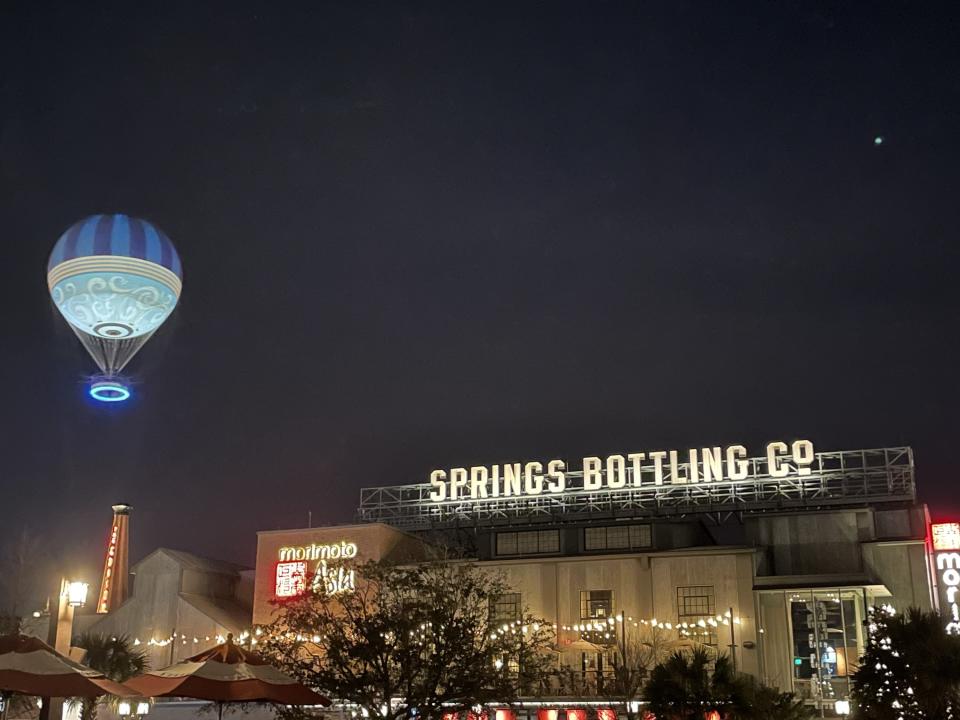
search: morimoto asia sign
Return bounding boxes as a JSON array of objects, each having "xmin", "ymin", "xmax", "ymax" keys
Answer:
[
  {"xmin": 932, "ymin": 523, "xmax": 960, "ymax": 635},
  {"xmin": 428, "ymin": 440, "xmax": 815, "ymax": 502},
  {"xmin": 275, "ymin": 541, "xmax": 358, "ymax": 599}
]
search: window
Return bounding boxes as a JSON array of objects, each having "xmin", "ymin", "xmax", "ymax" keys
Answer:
[
  {"xmin": 677, "ymin": 585, "xmax": 717, "ymax": 645},
  {"xmin": 496, "ymin": 530, "xmax": 560, "ymax": 556},
  {"xmin": 584, "ymin": 524, "xmax": 652, "ymax": 551},
  {"xmin": 788, "ymin": 590, "xmax": 863, "ymax": 684},
  {"xmin": 491, "ymin": 592, "xmax": 522, "ymax": 623},
  {"xmin": 580, "ymin": 590, "xmax": 614, "ymax": 620}
]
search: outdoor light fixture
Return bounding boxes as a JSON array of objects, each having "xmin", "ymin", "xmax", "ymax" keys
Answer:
[
  {"xmin": 835, "ymin": 699, "xmax": 850, "ymax": 715},
  {"xmin": 66, "ymin": 581, "xmax": 89, "ymax": 608},
  {"xmin": 117, "ymin": 701, "xmax": 150, "ymax": 719}
]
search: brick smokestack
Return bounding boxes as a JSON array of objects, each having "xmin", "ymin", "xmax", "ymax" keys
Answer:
[{"xmin": 96, "ymin": 504, "xmax": 131, "ymax": 614}]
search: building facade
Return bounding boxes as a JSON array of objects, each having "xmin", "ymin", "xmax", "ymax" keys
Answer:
[
  {"xmin": 253, "ymin": 443, "xmax": 936, "ymax": 713},
  {"xmin": 77, "ymin": 548, "xmax": 254, "ymax": 669}
]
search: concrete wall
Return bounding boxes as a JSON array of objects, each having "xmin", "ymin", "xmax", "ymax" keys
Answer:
[
  {"xmin": 748, "ymin": 511, "xmax": 870, "ymax": 576},
  {"xmin": 862, "ymin": 541, "xmax": 933, "ymax": 610}
]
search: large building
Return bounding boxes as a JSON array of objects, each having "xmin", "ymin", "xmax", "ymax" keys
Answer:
[
  {"xmin": 78, "ymin": 548, "xmax": 254, "ymax": 669},
  {"xmin": 253, "ymin": 442, "xmax": 937, "ymax": 714}
]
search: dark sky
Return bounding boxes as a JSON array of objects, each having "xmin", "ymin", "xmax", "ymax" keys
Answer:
[{"xmin": 2, "ymin": 2, "xmax": 959, "ymax": 592}]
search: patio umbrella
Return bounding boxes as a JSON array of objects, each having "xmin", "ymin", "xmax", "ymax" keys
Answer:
[
  {"xmin": 125, "ymin": 634, "xmax": 329, "ymax": 719},
  {"xmin": 0, "ymin": 634, "xmax": 133, "ymax": 698}
]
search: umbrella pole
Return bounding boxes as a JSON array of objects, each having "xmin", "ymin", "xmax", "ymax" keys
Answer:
[{"xmin": 218, "ymin": 701, "xmax": 223, "ymax": 720}]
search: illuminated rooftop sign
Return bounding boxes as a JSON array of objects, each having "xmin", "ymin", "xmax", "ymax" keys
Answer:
[
  {"xmin": 428, "ymin": 440, "xmax": 814, "ymax": 502},
  {"xmin": 357, "ymin": 446, "xmax": 915, "ymax": 529}
]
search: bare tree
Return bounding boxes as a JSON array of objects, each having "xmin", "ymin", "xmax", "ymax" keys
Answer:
[
  {"xmin": 259, "ymin": 560, "xmax": 554, "ymax": 720},
  {"xmin": 600, "ymin": 626, "xmax": 694, "ymax": 720}
]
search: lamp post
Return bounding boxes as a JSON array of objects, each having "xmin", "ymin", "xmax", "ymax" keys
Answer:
[{"xmin": 39, "ymin": 579, "xmax": 89, "ymax": 720}]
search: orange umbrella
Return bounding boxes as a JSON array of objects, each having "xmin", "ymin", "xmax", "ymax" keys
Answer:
[
  {"xmin": 0, "ymin": 634, "xmax": 133, "ymax": 697},
  {"xmin": 126, "ymin": 634, "xmax": 328, "ymax": 710}
]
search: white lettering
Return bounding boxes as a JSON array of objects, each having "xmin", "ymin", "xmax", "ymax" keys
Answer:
[
  {"xmin": 938, "ymin": 553, "xmax": 960, "ymax": 571},
  {"xmin": 546, "ymin": 460, "xmax": 566, "ymax": 493},
  {"xmin": 793, "ymin": 440, "xmax": 815, "ymax": 476},
  {"xmin": 504, "ymin": 463, "xmax": 522, "ymax": 497},
  {"xmin": 583, "ymin": 457, "xmax": 603, "ymax": 490},
  {"xmin": 279, "ymin": 542, "xmax": 359, "ymax": 563},
  {"xmin": 470, "ymin": 466, "xmax": 489, "ymax": 498},
  {"xmin": 606, "ymin": 455, "xmax": 627, "ymax": 489},
  {"xmin": 650, "ymin": 451, "xmax": 666, "ymax": 485},
  {"xmin": 726, "ymin": 445, "xmax": 749, "ymax": 480},
  {"xmin": 938, "ymin": 551, "xmax": 960, "ymax": 635},
  {"xmin": 702, "ymin": 447, "xmax": 723, "ymax": 483},
  {"xmin": 767, "ymin": 442, "xmax": 790, "ymax": 478},
  {"xmin": 524, "ymin": 462, "xmax": 544, "ymax": 495},
  {"xmin": 628, "ymin": 452, "xmax": 645, "ymax": 486},
  {"xmin": 450, "ymin": 468, "xmax": 468, "ymax": 500},
  {"xmin": 429, "ymin": 470, "xmax": 447, "ymax": 502},
  {"xmin": 425, "ymin": 440, "xmax": 819, "ymax": 502}
]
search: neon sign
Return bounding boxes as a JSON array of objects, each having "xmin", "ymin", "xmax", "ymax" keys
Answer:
[
  {"xmin": 275, "ymin": 561, "xmax": 307, "ymax": 598},
  {"xmin": 274, "ymin": 542, "xmax": 358, "ymax": 599},
  {"xmin": 932, "ymin": 523, "xmax": 960, "ymax": 634},
  {"xmin": 278, "ymin": 541, "xmax": 358, "ymax": 562},
  {"xmin": 933, "ymin": 522, "xmax": 960, "ymax": 551},
  {"xmin": 97, "ymin": 525, "xmax": 120, "ymax": 613}
]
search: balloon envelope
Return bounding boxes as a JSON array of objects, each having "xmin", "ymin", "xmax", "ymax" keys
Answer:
[{"xmin": 47, "ymin": 214, "xmax": 182, "ymax": 375}]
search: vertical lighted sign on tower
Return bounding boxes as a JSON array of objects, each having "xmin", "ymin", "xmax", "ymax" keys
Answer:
[
  {"xmin": 97, "ymin": 504, "xmax": 131, "ymax": 614},
  {"xmin": 932, "ymin": 522, "xmax": 960, "ymax": 634}
]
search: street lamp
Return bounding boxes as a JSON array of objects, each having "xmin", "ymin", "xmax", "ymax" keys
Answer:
[
  {"xmin": 39, "ymin": 580, "xmax": 90, "ymax": 720},
  {"xmin": 66, "ymin": 582, "xmax": 89, "ymax": 608}
]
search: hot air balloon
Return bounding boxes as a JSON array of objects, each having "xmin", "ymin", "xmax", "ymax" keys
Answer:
[{"xmin": 47, "ymin": 214, "xmax": 183, "ymax": 402}]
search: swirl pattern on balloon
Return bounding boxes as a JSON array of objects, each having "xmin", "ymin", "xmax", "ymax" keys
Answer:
[{"xmin": 51, "ymin": 272, "xmax": 177, "ymax": 339}]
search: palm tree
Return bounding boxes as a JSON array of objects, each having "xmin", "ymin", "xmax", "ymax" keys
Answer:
[
  {"xmin": 644, "ymin": 647, "xmax": 740, "ymax": 718},
  {"xmin": 75, "ymin": 633, "xmax": 149, "ymax": 720},
  {"xmin": 643, "ymin": 647, "xmax": 812, "ymax": 719}
]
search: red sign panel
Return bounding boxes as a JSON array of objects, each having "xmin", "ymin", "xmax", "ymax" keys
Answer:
[
  {"xmin": 933, "ymin": 523, "xmax": 960, "ymax": 551},
  {"xmin": 275, "ymin": 561, "xmax": 307, "ymax": 598}
]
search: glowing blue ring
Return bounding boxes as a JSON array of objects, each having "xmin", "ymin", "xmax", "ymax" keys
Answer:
[{"xmin": 89, "ymin": 381, "xmax": 131, "ymax": 403}]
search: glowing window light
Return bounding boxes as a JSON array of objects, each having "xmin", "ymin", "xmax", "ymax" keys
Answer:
[
  {"xmin": 89, "ymin": 381, "xmax": 131, "ymax": 403},
  {"xmin": 933, "ymin": 523, "xmax": 960, "ymax": 551}
]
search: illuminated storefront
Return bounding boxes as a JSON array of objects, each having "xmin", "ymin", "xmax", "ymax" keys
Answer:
[{"xmin": 254, "ymin": 443, "xmax": 935, "ymax": 713}]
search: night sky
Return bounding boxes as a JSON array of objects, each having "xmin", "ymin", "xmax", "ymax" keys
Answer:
[{"xmin": 2, "ymin": 2, "xmax": 958, "ymax": 598}]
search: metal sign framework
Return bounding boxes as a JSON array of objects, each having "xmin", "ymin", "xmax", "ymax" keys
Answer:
[{"xmin": 356, "ymin": 447, "xmax": 916, "ymax": 530}]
